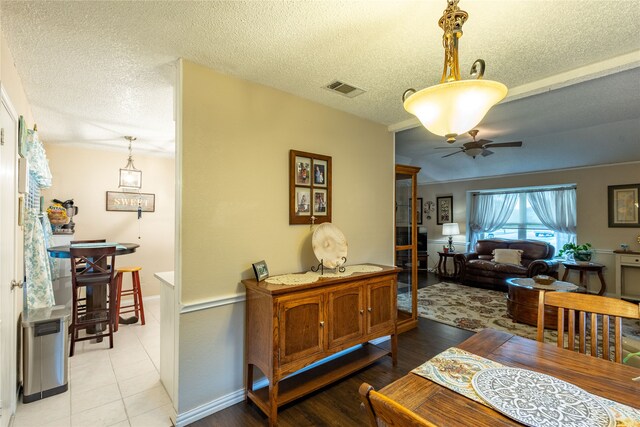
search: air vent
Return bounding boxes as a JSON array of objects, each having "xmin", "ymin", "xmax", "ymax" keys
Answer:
[{"xmin": 324, "ymin": 80, "xmax": 365, "ymax": 98}]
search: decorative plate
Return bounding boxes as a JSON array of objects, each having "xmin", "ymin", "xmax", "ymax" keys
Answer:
[
  {"xmin": 312, "ymin": 223, "xmax": 348, "ymax": 269},
  {"xmin": 472, "ymin": 368, "xmax": 615, "ymax": 427}
]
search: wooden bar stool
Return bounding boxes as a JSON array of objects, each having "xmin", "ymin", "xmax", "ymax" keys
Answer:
[{"xmin": 114, "ymin": 266, "xmax": 145, "ymax": 331}]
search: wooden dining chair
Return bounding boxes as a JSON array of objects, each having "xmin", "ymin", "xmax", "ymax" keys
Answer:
[
  {"xmin": 69, "ymin": 245, "xmax": 117, "ymax": 356},
  {"xmin": 359, "ymin": 383, "xmax": 437, "ymax": 427},
  {"xmin": 537, "ymin": 291, "xmax": 640, "ymax": 363}
]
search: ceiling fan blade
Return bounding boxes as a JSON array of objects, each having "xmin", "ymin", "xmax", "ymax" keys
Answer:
[
  {"xmin": 484, "ymin": 141, "xmax": 523, "ymax": 148},
  {"xmin": 442, "ymin": 150, "xmax": 464, "ymax": 158},
  {"xmin": 481, "ymin": 149, "xmax": 494, "ymax": 157},
  {"xmin": 434, "ymin": 146, "xmax": 463, "ymax": 149},
  {"xmin": 476, "ymin": 139, "xmax": 493, "ymax": 145}
]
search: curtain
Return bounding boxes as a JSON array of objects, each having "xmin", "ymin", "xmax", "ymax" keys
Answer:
[
  {"xmin": 469, "ymin": 193, "xmax": 518, "ymax": 248},
  {"xmin": 25, "ymin": 129, "xmax": 52, "ymax": 189},
  {"xmin": 528, "ymin": 188, "xmax": 577, "ymax": 247},
  {"xmin": 24, "ymin": 209, "xmax": 55, "ymax": 309}
]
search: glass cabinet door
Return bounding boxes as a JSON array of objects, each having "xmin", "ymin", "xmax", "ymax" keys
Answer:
[{"xmin": 395, "ymin": 165, "xmax": 421, "ymax": 333}]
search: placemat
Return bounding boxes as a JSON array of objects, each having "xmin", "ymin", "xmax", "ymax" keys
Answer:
[
  {"xmin": 411, "ymin": 347, "xmax": 640, "ymax": 426},
  {"xmin": 265, "ymin": 265, "xmax": 382, "ymax": 285}
]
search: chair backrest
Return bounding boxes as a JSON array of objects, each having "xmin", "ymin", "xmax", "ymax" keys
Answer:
[
  {"xmin": 537, "ymin": 291, "xmax": 640, "ymax": 363},
  {"xmin": 70, "ymin": 245, "xmax": 116, "ymax": 287},
  {"xmin": 359, "ymin": 383, "xmax": 437, "ymax": 427}
]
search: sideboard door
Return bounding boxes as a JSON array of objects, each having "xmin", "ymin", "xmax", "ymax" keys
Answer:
[
  {"xmin": 327, "ymin": 285, "xmax": 364, "ymax": 350},
  {"xmin": 278, "ymin": 294, "xmax": 324, "ymax": 366},
  {"xmin": 366, "ymin": 279, "xmax": 395, "ymax": 335}
]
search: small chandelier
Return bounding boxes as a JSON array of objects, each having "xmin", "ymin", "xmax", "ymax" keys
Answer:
[
  {"xmin": 402, "ymin": 0, "xmax": 507, "ymax": 143},
  {"xmin": 119, "ymin": 136, "xmax": 142, "ymax": 191}
]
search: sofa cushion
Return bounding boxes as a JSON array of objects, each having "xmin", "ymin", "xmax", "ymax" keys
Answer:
[
  {"xmin": 467, "ymin": 259, "xmax": 528, "ymax": 275},
  {"xmin": 492, "ymin": 249, "xmax": 523, "ymax": 265},
  {"xmin": 508, "ymin": 241, "xmax": 552, "ymax": 260}
]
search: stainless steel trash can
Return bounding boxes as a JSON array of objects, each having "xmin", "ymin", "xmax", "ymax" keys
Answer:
[{"xmin": 22, "ymin": 306, "xmax": 70, "ymax": 403}]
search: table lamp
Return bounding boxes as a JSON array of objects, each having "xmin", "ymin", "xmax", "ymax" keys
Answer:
[{"xmin": 442, "ymin": 222, "xmax": 460, "ymax": 252}]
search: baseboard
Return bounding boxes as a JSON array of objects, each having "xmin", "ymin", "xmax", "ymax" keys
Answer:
[{"xmin": 175, "ymin": 388, "xmax": 246, "ymax": 427}]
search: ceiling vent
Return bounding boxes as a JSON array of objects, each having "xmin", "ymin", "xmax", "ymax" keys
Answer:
[{"xmin": 324, "ymin": 80, "xmax": 365, "ymax": 98}]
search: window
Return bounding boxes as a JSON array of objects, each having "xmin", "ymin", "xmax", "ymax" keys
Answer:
[{"xmin": 471, "ymin": 185, "xmax": 576, "ymax": 253}]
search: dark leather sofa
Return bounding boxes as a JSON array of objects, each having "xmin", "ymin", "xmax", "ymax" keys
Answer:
[{"xmin": 454, "ymin": 239, "xmax": 559, "ymax": 289}]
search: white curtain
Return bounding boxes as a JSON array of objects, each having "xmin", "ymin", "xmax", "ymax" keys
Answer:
[
  {"xmin": 528, "ymin": 188, "xmax": 577, "ymax": 247},
  {"xmin": 469, "ymin": 193, "xmax": 518, "ymax": 248}
]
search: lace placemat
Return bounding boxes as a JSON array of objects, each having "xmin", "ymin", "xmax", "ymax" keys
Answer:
[
  {"xmin": 411, "ymin": 347, "xmax": 640, "ymax": 426},
  {"xmin": 265, "ymin": 265, "xmax": 383, "ymax": 285}
]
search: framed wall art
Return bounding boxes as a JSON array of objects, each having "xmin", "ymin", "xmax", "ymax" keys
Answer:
[
  {"xmin": 416, "ymin": 197, "xmax": 423, "ymax": 225},
  {"xmin": 106, "ymin": 191, "xmax": 156, "ymax": 212},
  {"xmin": 608, "ymin": 184, "xmax": 640, "ymax": 227},
  {"xmin": 436, "ymin": 196, "xmax": 453, "ymax": 225},
  {"xmin": 290, "ymin": 150, "xmax": 331, "ymax": 224}
]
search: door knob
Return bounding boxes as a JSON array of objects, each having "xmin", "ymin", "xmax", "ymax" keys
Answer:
[
  {"xmin": 360, "ymin": 309, "xmax": 364, "ymax": 314},
  {"xmin": 320, "ymin": 321, "xmax": 324, "ymax": 327},
  {"xmin": 368, "ymin": 307, "xmax": 372, "ymax": 312},
  {"xmin": 10, "ymin": 280, "xmax": 23, "ymax": 290}
]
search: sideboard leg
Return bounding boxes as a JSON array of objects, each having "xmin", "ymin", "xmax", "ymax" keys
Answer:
[
  {"xmin": 268, "ymin": 381, "xmax": 279, "ymax": 426},
  {"xmin": 245, "ymin": 364, "xmax": 253, "ymax": 400},
  {"xmin": 391, "ymin": 333, "xmax": 398, "ymax": 367}
]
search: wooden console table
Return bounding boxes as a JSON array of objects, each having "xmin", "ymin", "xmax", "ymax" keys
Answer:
[
  {"xmin": 614, "ymin": 250, "xmax": 640, "ymax": 299},
  {"xmin": 242, "ymin": 265, "xmax": 399, "ymax": 426}
]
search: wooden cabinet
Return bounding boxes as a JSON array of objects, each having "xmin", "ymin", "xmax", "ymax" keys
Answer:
[{"xmin": 243, "ymin": 265, "xmax": 399, "ymax": 426}]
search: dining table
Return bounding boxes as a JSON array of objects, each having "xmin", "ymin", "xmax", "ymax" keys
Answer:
[{"xmin": 378, "ymin": 329, "xmax": 640, "ymax": 426}]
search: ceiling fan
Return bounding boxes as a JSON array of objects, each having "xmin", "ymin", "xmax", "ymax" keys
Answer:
[{"xmin": 437, "ymin": 130, "xmax": 523, "ymax": 159}]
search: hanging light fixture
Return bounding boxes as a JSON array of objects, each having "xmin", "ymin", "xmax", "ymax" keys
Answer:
[
  {"xmin": 402, "ymin": 0, "xmax": 507, "ymax": 143},
  {"xmin": 119, "ymin": 136, "xmax": 142, "ymax": 191}
]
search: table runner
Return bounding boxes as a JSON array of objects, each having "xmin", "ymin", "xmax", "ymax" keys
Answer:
[
  {"xmin": 265, "ymin": 264, "xmax": 382, "ymax": 285},
  {"xmin": 411, "ymin": 347, "xmax": 640, "ymax": 426}
]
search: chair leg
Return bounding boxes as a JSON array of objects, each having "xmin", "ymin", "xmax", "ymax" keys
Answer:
[
  {"xmin": 114, "ymin": 272, "xmax": 123, "ymax": 332},
  {"xmin": 133, "ymin": 271, "xmax": 146, "ymax": 326}
]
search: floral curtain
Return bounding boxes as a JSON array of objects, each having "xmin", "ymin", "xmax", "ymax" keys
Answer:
[
  {"xmin": 25, "ymin": 129, "xmax": 52, "ymax": 189},
  {"xmin": 24, "ymin": 209, "xmax": 55, "ymax": 309},
  {"xmin": 469, "ymin": 193, "xmax": 518, "ymax": 249}
]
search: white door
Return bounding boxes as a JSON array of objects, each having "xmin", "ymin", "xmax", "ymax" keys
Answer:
[{"xmin": 0, "ymin": 88, "xmax": 19, "ymax": 427}]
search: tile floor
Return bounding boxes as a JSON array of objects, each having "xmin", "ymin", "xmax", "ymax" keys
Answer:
[{"xmin": 13, "ymin": 298, "xmax": 174, "ymax": 427}]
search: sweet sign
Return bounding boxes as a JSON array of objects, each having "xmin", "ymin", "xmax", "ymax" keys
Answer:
[{"xmin": 106, "ymin": 191, "xmax": 155, "ymax": 212}]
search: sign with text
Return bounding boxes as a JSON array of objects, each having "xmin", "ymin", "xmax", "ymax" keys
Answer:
[{"xmin": 106, "ymin": 191, "xmax": 155, "ymax": 212}]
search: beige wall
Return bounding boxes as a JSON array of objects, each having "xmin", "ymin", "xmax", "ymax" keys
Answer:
[
  {"xmin": 180, "ymin": 60, "xmax": 394, "ymax": 304},
  {"xmin": 419, "ymin": 162, "xmax": 640, "ymax": 293},
  {"xmin": 42, "ymin": 144, "xmax": 175, "ymax": 297},
  {"xmin": 176, "ymin": 59, "xmax": 394, "ymax": 413}
]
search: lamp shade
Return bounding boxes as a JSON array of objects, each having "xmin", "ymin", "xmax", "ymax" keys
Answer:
[
  {"xmin": 442, "ymin": 222, "xmax": 460, "ymax": 236},
  {"xmin": 403, "ymin": 79, "xmax": 507, "ymax": 139}
]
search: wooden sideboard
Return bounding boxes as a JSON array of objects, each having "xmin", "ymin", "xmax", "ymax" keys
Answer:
[{"xmin": 242, "ymin": 265, "xmax": 399, "ymax": 426}]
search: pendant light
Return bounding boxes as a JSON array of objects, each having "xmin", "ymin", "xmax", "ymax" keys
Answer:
[
  {"xmin": 402, "ymin": 0, "xmax": 507, "ymax": 143},
  {"xmin": 119, "ymin": 136, "xmax": 142, "ymax": 191}
]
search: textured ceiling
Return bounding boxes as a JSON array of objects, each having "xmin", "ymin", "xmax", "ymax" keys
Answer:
[{"xmin": 1, "ymin": 1, "xmax": 640, "ymax": 166}]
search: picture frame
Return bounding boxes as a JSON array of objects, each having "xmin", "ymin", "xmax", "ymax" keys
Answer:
[
  {"xmin": 252, "ymin": 260, "xmax": 269, "ymax": 282},
  {"xmin": 18, "ymin": 115, "xmax": 27, "ymax": 158},
  {"xmin": 436, "ymin": 196, "xmax": 453, "ymax": 225},
  {"xmin": 106, "ymin": 191, "xmax": 156, "ymax": 212},
  {"xmin": 608, "ymin": 184, "xmax": 640, "ymax": 228},
  {"xmin": 416, "ymin": 197, "xmax": 423, "ymax": 225},
  {"xmin": 290, "ymin": 150, "xmax": 331, "ymax": 224}
]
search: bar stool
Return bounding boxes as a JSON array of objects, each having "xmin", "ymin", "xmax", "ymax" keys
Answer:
[{"xmin": 114, "ymin": 266, "xmax": 145, "ymax": 331}]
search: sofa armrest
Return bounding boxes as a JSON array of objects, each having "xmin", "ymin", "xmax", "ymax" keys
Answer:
[
  {"xmin": 527, "ymin": 259, "xmax": 560, "ymax": 277},
  {"xmin": 454, "ymin": 252, "xmax": 477, "ymax": 280}
]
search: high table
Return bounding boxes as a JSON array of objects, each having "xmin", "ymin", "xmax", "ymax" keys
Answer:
[
  {"xmin": 378, "ymin": 329, "xmax": 639, "ymax": 426},
  {"xmin": 47, "ymin": 243, "xmax": 139, "ymax": 337}
]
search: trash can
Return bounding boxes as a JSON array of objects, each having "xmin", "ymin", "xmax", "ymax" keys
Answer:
[{"xmin": 22, "ymin": 306, "xmax": 70, "ymax": 403}]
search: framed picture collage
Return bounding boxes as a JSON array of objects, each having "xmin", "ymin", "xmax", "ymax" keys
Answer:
[{"xmin": 289, "ymin": 149, "xmax": 332, "ymax": 224}]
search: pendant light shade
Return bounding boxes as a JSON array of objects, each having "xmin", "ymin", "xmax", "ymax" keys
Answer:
[
  {"xmin": 403, "ymin": 0, "xmax": 507, "ymax": 143},
  {"xmin": 119, "ymin": 136, "xmax": 142, "ymax": 191},
  {"xmin": 403, "ymin": 79, "xmax": 507, "ymax": 140}
]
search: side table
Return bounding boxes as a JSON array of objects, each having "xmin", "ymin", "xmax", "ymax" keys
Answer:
[
  {"xmin": 437, "ymin": 252, "xmax": 459, "ymax": 281},
  {"xmin": 561, "ymin": 261, "xmax": 607, "ymax": 295}
]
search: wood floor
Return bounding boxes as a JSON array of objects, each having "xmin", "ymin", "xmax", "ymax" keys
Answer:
[{"xmin": 191, "ymin": 317, "xmax": 474, "ymax": 426}]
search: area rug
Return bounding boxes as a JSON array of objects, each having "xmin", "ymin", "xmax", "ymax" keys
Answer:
[{"xmin": 396, "ymin": 282, "xmax": 640, "ymax": 341}]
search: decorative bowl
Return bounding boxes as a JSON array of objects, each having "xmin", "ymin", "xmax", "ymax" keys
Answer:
[{"xmin": 533, "ymin": 275, "xmax": 556, "ymax": 285}]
